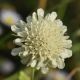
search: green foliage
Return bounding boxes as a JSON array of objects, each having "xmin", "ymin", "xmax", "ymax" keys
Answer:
[
  {"xmin": 0, "ymin": 32, "xmax": 13, "ymax": 49},
  {"xmin": 72, "ymin": 43, "xmax": 80, "ymax": 53},
  {"xmin": 57, "ymin": 0, "xmax": 72, "ymax": 19},
  {"xmin": 4, "ymin": 68, "xmax": 36, "ymax": 80},
  {"xmin": 4, "ymin": 73, "xmax": 18, "ymax": 80},
  {"xmin": 19, "ymin": 71, "xmax": 30, "ymax": 80},
  {"xmin": 4, "ymin": 70, "xmax": 31, "ymax": 80}
]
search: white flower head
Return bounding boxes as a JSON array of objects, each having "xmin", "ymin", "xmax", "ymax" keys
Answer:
[{"xmin": 11, "ymin": 8, "xmax": 72, "ymax": 74}]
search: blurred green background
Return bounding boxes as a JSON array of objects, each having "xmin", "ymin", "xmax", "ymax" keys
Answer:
[{"xmin": 0, "ymin": 0, "xmax": 80, "ymax": 80}]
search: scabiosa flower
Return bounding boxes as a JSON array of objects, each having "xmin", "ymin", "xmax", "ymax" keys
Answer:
[{"xmin": 11, "ymin": 8, "xmax": 72, "ymax": 74}]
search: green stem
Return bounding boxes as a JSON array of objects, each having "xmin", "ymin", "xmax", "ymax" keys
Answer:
[{"xmin": 31, "ymin": 68, "xmax": 35, "ymax": 80}]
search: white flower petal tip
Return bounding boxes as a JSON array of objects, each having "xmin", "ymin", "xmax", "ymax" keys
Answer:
[
  {"xmin": 55, "ymin": 19, "xmax": 63, "ymax": 26},
  {"xmin": 30, "ymin": 60, "xmax": 37, "ymax": 67},
  {"xmin": 19, "ymin": 20, "xmax": 24, "ymax": 24},
  {"xmin": 60, "ymin": 50, "xmax": 72, "ymax": 59},
  {"xmin": 11, "ymin": 8, "xmax": 72, "ymax": 74},
  {"xmin": 26, "ymin": 16, "xmax": 32, "ymax": 22},
  {"xmin": 11, "ymin": 47, "xmax": 23, "ymax": 56},
  {"xmin": 52, "ymin": 59, "xmax": 57, "ymax": 68},
  {"xmin": 11, "ymin": 25, "xmax": 17, "ymax": 32},
  {"xmin": 32, "ymin": 12, "xmax": 37, "ymax": 21},
  {"xmin": 50, "ymin": 12, "xmax": 57, "ymax": 21},
  {"xmin": 23, "ymin": 51, "xmax": 28, "ymax": 56},
  {"xmin": 14, "ymin": 38, "xmax": 22, "ymax": 43},
  {"xmin": 41, "ymin": 67, "xmax": 49, "ymax": 74},
  {"xmin": 37, "ymin": 8, "xmax": 44, "ymax": 18}
]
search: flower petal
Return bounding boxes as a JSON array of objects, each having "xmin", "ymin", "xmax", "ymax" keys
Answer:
[
  {"xmin": 30, "ymin": 60, "xmax": 37, "ymax": 67},
  {"xmin": 57, "ymin": 58, "xmax": 65, "ymax": 69},
  {"xmin": 23, "ymin": 51, "xmax": 29, "ymax": 56},
  {"xmin": 63, "ymin": 40, "xmax": 72, "ymax": 48},
  {"xmin": 41, "ymin": 67, "xmax": 49, "ymax": 74},
  {"xmin": 60, "ymin": 49, "xmax": 72, "ymax": 59},
  {"xmin": 11, "ymin": 25, "xmax": 19, "ymax": 33},
  {"xmin": 55, "ymin": 19, "xmax": 63, "ymax": 27},
  {"xmin": 37, "ymin": 8, "xmax": 44, "ymax": 19},
  {"xmin": 11, "ymin": 47, "xmax": 24, "ymax": 56},
  {"xmin": 52, "ymin": 59, "xmax": 57, "ymax": 68},
  {"xmin": 50, "ymin": 12, "xmax": 57, "ymax": 21},
  {"xmin": 26, "ymin": 16, "xmax": 32, "ymax": 23},
  {"xmin": 17, "ymin": 31, "xmax": 27, "ymax": 37},
  {"xmin": 14, "ymin": 38, "xmax": 24, "ymax": 45},
  {"xmin": 32, "ymin": 12, "xmax": 37, "ymax": 21}
]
